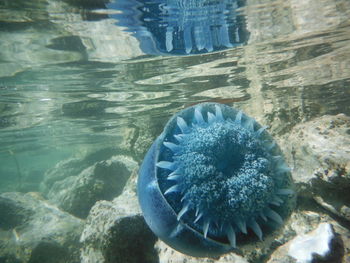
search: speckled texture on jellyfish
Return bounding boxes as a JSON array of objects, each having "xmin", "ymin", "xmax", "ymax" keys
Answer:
[{"xmin": 137, "ymin": 103, "xmax": 295, "ymax": 257}]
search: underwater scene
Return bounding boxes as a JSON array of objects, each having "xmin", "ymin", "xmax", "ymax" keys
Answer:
[{"xmin": 0, "ymin": 0, "xmax": 350, "ymax": 262}]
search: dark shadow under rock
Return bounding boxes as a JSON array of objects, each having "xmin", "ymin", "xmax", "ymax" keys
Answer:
[
  {"xmin": 105, "ymin": 214, "xmax": 158, "ymax": 263},
  {"xmin": 0, "ymin": 194, "xmax": 34, "ymax": 230},
  {"xmin": 28, "ymin": 241, "xmax": 70, "ymax": 263}
]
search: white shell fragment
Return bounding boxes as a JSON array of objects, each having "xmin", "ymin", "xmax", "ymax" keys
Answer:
[{"xmin": 288, "ymin": 223, "xmax": 335, "ymax": 263}]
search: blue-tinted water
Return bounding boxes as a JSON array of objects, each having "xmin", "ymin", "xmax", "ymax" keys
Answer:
[
  {"xmin": 1, "ymin": 0, "xmax": 349, "ymax": 197},
  {"xmin": 0, "ymin": 0, "xmax": 350, "ymax": 261}
]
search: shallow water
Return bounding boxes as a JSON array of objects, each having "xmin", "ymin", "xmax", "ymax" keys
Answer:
[
  {"xmin": 0, "ymin": 0, "xmax": 350, "ymax": 250},
  {"xmin": 0, "ymin": 0, "xmax": 350, "ymax": 262}
]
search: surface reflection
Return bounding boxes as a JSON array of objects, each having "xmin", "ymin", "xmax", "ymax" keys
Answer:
[
  {"xmin": 108, "ymin": 0, "xmax": 249, "ymax": 55},
  {"xmin": 0, "ymin": 0, "xmax": 350, "ymax": 194}
]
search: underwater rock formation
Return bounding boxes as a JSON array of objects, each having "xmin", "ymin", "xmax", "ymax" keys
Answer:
[
  {"xmin": 108, "ymin": 0, "xmax": 249, "ymax": 55},
  {"xmin": 40, "ymin": 157, "xmax": 88, "ymax": 195},
  {"xmin": 138, "ymin": 103, "xmax": 295, "ymax": 257},
  {"xmin": 267, "ymin": 210, "xmax": 348, "ymax": 263},
  {"xmin": 155, "ymin": 239, "xmax": 249, "ymax": 263},
  {"xmin": 40, "ymin": 148, "xmax": 132, "ymax": 194},
  {"xmin": 288, "ymin": 223, "xmax": 335, "ymax": 263},
  {"xmin": 278, "ymin": 114, "xmax": 350, "ymax": 222},
  {"xmin": 80, "ymin": 172, "xmax": 158, "ymax": 263},
  {"xmin": 0, "ymin": 192, "xmax": 83, "ymax": 263},
  {"xmin": 47, "ymin": 155, "xmax": 137, "ymax": 218}
]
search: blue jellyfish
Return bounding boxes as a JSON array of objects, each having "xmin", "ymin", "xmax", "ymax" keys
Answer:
[
  {"xmin": 138, "ymin": 103, "xmax": 295, "ymax": 257},
  {"xmin": 108, "ymin": 0, "xmax": 249, "ymax": 55}
]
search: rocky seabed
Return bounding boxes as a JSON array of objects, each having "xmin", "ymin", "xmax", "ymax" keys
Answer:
[{"xmin": 1, "ymin": 114, "xmax": 349, "ymax": 263}]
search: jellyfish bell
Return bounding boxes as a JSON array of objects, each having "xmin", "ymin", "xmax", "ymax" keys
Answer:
[
  {"xmin": 138, "ymin": 103, "xmax": 295, "ymax": 257},
  {"xmin": 107, "ymin": 0, "xmax": 249, "ymax": 55}
]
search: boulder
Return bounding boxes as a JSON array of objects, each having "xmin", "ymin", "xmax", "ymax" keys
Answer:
[
  {"xmin": 80, "ymin": 172, "xmax": 158, "ymax": 263},
  {"xmin": 40, "ymin": 157, "xmax": 87, "ymax": 195},
  {"xmin": 155, "ymin": 240, "xmax": 249, "ymax": 263},
  {"xmin": 40, "ymin": 148, "xmax": 131, "ymax": 194},
  {"xmin": 47, "ymin": 155, "xmax": 137, "ymax": 218},
  {"xmin": 267, "ymin": 210, "xmax": 349, "ymax": 263},
  {"xmin": 0, "ymin": 192, "xmax": 83, "ymax": 263},
  {"xmin": 288, "ymin": 223, "xmax": 335, "ymax": 263},
  {"xmin": 278, "ymin": 114, "xmax": 350, "ymax": 222}
]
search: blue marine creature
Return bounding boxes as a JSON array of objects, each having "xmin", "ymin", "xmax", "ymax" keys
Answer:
[
  {"xmin": 108, "ymin": 0, "xmax": 249, "ymax": 55},
  {"xmin": 138, "ymin": 103, "xmax": 294, "ymax": 257}
]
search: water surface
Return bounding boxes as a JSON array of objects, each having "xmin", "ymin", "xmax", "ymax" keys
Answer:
[{"xmin": 0, "ymin": 0, "xmax": 349, "ymax": 194}]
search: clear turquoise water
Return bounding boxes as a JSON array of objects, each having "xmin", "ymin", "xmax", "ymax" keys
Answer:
[{"xmin": 0, "ymin": 0, "xmax": 350, "ymax": 194}]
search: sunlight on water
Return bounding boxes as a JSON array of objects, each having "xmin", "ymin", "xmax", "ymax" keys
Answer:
[{"xmin": 0, "ymin": 0, "xmax": 349, "ymax": 190}]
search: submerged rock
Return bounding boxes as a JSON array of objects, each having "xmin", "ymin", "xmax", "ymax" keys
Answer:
[
  {"xmin": 0, "ymin": 192, "xmax": 83, "ymax": 263},
  {"xmin": 288, "ymin": 223, "xmax": 335, "ymax": 263},
  {"xmin": 40, "ymin": 148, "xmax": 130, "ymax": 194},
  {"xmin": 278, "ymin": 114, "xmax": 350, "ymax": 222},
  {"xmin": 80, "ymin": 172, "xmax": 158, "ymax": 263},
  {"xmin": 40, "ymin": 157, "xmax": 87, "ymax": 195},
  {"xmin": 155, "ymin": 240, "xmax": 249, "ymax": 263},
  {"xmin": 47, "ymin": 155, "xmax": 137, "ymax": 218},
  {"xmin": 267, "ymin": 210, "xmax": 348, "ymax": 263}
]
